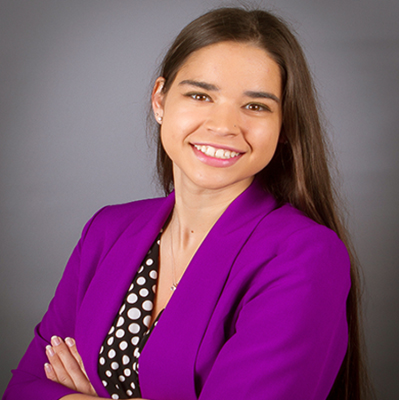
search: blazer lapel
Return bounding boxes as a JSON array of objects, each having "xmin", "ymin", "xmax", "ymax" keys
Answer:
[
  {"xmin": 139, "ymin": 181, "xmax": 278, "ymax": 400},
  {"xmin": 75, "ymin": 194, "xmax": 175, "ymax": 397}
]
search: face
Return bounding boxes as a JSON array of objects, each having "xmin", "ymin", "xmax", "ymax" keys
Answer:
[{"xmin": 152, "ymin": 41, "xmax": 282, "ymax": 195}]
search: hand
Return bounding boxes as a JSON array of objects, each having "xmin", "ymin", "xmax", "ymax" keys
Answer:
[{"xmin": 45, "ymin": 336, "xmax": 97, "ymax": 397}]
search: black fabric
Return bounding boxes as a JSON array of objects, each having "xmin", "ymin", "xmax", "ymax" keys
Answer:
[{"xmin": 98, "ymin": 232, "xmax": 162, "ymax": 399}]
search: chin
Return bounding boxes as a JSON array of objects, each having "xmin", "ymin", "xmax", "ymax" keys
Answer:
[{"xmin": 188, "ymin": 173, "xmax": 253, "ymax": 192}]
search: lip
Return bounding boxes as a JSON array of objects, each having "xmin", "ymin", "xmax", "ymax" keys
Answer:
[{"xmin": 191, "ymin": 144, "xmax": 243, "ymax": 168}]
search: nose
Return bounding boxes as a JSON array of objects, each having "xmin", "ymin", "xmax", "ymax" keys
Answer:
[{"xmin": 205, "ymin": 102, "xmax": 240, "ymax": 136}]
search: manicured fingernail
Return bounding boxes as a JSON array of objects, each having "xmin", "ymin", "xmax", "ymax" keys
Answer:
[
  {"xmin": 46, "ymin": 345, "xmax": 54, "ymax": 357},
  {"xmin": 65, "ymin": 337, "xmax": 75, "ymax": 347},
  {"xmin": 44, "ymin": 363, "xmax": 52, "ymax": 373},
  {"xmin": 51, "ymin": 336, "xmax": 61, "ymax": 346}
]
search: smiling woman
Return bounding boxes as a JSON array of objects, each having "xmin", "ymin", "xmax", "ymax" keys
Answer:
[
  {"xmin": 152, "ymin": 42, "xmax": 282, "ymax": 194},
  {"xmin": 3, "ymin": 6, "xmax": 373, "ymax": 400}
]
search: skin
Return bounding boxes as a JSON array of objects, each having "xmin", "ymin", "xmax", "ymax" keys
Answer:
[{"xmin": 46, "ymin": 41, "xmax": 282, "ymax": 399}]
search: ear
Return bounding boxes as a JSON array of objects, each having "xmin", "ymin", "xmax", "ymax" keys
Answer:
[{"xmin": 151, "ymin": 77, "xmax": 166, "ymax": 124}]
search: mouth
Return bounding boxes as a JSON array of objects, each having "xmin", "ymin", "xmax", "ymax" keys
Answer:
[{"xmin": 193, "ymin": 144, "xmax": 241, "ymax": 160}]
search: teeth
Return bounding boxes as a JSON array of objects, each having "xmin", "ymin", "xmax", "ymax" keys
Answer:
[
  {"xmin": 215, "ymin": 149, "xmax": 224, "ymax": 158},
  {"xmin": 194, "ymin": 145, "xmax": 240, "ymax": 159},
  {"xmin": 205, "ymin": 146, "xmax": 216, "ymax": 157}
]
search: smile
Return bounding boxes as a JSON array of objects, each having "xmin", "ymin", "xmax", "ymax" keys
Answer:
[{"xmin": 193, "ymin": 144, "xmax": 240, "ymax": 159}]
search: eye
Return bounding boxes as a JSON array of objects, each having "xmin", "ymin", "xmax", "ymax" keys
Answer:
[
  {"xmin": 185, "ymin": 92, "xmax": 211, "ymax": 102},
  {"xmin": 245, "ymin": 103, "xmax": 271, "ymax": 112}
]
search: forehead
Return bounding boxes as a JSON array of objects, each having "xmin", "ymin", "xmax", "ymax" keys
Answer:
[{"xmin": 174, "ymin": 41, "xmax": 281, "ymax": 92}]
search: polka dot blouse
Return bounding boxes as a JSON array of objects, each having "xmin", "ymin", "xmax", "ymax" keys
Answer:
[{"xmin": 98, "ymin": 233, "xmax": 162, "ymax": 399}]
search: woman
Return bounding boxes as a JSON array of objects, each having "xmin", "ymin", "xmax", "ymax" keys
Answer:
[{"xmin": 3, "ymin": 7, "xmax": 372, "ymax": 400}]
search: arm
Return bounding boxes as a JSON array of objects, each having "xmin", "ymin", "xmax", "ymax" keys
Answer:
[
  {"xmin": 43, "ymin": 335, "xmax": 151, "ymax": 400},
  {"xmin": 198, "ymin": 225, "xmax": 351, "ymax": 400},
  {"xmin": 3, "ymin": 211, "xmax": 104, "ymax": 400}
]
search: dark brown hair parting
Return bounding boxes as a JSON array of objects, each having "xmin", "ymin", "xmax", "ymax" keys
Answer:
[{"xmin": 149, "ymin": 6, "xmax": 374, "ymax": 399}]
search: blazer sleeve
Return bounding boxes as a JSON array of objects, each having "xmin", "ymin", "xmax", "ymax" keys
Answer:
[
  {"xmin": 197, "ymin": 224, "xmax": 351, "ymax": 400},
  {"xmin": 3, "ymin": 209, "xmax": 105, "ymax": 400}
]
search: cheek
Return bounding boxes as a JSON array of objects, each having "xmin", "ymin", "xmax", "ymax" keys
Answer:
[
  {"xmin": 250, "ymin": 122, "xmax": 281, "ymax": 152},
  {"xmin": 162, "ymin": 108, "xmax": 203, "ymax": 143}
]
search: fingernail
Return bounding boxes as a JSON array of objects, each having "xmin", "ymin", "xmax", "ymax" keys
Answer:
[
  {"xmin": 44, "ymin": 363, "xmax": 52, "ymax": 373},
  {"xmin": 65, "ymin": 337, "xmax": 75, "ymax": 347},
  {"xmin": 51, "ymin": 336, "xmax": 61, "ymax": 346},
  {"xmin": 46, "ymin": 345, "xmax": 54, "ymax": 357}
]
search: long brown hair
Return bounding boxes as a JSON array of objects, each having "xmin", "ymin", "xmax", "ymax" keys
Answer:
[{"xmin": 149, "ymin": 7, "xmax": 373, "ymax": 399}]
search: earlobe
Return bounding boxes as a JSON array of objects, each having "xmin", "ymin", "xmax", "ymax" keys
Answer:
[{"xmin": 152, "ymin": 77, "xmax": 166, "ymax": 124}]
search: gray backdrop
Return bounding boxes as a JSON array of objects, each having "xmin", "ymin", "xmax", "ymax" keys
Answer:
[{"xmin": 1, "ymin": 0, "xmax": 398, "ymax": 398}]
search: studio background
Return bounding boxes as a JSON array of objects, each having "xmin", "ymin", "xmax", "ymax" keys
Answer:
[{"xmin": 1, "ymin": 0, "xmax": 398, "ymax": 398}]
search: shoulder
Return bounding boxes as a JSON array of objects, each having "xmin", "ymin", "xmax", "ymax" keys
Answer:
[
  {"xmin": 236, "ymin": 202, "xmax": 350, "ymax": 289},
  {"xmin": 257, "ymin": 202, "xmax": 346, "ymax": 252},
  {"xmin": 82, "ymin": 197, "xmax": 166, "ymax": 237},
  {"xmin": 74, "ymin": 196, "xmax": 168, "ymax": 260}
]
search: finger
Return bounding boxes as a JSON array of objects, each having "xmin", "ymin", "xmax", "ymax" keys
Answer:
[
  {"xmin": 46, "ymin": 343, "xmax": 76, "ymax": 391},
  {"xmin": 51, "ymin": 336, "xmax": 96, "ymax": 395},
  {"xmin": 44, "ymin": 362, "xmax": 57, "ymax": 382},
  {"xmin": 65, "ymin": 337, "xmax": 96, "ymax": 394},
  {"xmin": 65, "ymin": 338, "xmax": 87, "ymax": 376}
]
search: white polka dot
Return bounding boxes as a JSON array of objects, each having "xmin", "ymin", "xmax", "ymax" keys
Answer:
[
  {"xmin": 133, "ymin": 362, "xmax": 138, "ymax": 372},
  {"xmin": 115, "ymin": 384, "xmax": 120, "ymax": 389},
  {"xmin": 119, "ymin": 375, "xmax": 125, "ymax": 382},
  {"xmin": 129, "ymin": 323, "xmax": 140, "ymax": 334},
  {"xmin": 108, "ymin": 326, "xmax": 115, "ymax": 335},
  {"xmin": 142, "ymin": 300, "xmax": 153, "ymax": 311},
  {"xmin": 115, "ymin": 329, "xmax": 125, "ymax": 338},
  {"xmin": 131, "ymin": 336, "xmax": 139, "ymax": 345},
  {"xmin": 112, "ymin": 394, "xmax": 119, "ymax": 399},
  {"xmin": 138, "ymin": 266, "xmax": 144, "ymax": 273},
  {"xmin": 143, "ymin": 315, "xmax": 151, "ymax": 327},
  {"xmin": 130, "ymin": 381, "xmax": 136, "ymax": 389},
  {"xmin": 139, "ymin": 288, "xmax": 149, "ymax": 297},
  {"xmin": 99, "ymin": 346, "xmax": 104, "ymax": 354},
  {"xmin": 129, "ymin": 283, "xmax": 134, "ymax": 291},
  {"xmin": 119, "ymin": 304, "xmax": 126, "ymax": 314},
  {"xmin": 116, "ymin": 316, "xmax": 124, "ymax": 327},
  {"xmin": 119, "ymin": 341, "xmax": 128, "ymax": 351},
  {"xmin": 111, "ymin": 362, "xmax": 119, "ymax": 370},
  {"xmin": 137, "ymin": 277, "xmax": 146, "ymax": 285},
  {"xmin": 108, "ymin": 349, "xmax": 116, "ymax": 359},
  {"xmin": 149, "ymin": 270, "xmax": 158, "ymax": 279},
  {"xmin": 126, "ymin": 390, "xmax": 133, "ymax": 396},
  {"xmin": 127, "ymin": 293, "xmax": 138, "ymax": 304},
  {"xmin": 127, "ymin": 308, "xmax": 141, "ymax": 320},
  {"xmin": 105, "ymin": 370, "xmax": 112, "ymax": 377},
  {"xmin": 146, "ymin": 258, "xmax": 154, "ymax": 266},
  {"xmin": 134, "ymin": 348, "xmax": 140, "ymax": 358},
  {"xmin": 99, "ymin": 357, "xmax": 105, "ymax": 365},
  {"xmin": 124, "ymin": 368, "xmax": 131, "ymax": 377},
  {"xmin": 102, "ymin": 380, "xmax": 108, "ymax": 387},
  {"xmin": 122, "ymin": 355, "xmax": 130, "ymax": 365},
  {"xmin": 107, "ymin": 337, "xmax": 114, "ymax": 346},
  {"xmin": 152, "ymin": 284, "xmax": 157, "ymax": 293}
]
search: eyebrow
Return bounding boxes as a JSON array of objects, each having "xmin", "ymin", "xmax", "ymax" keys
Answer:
[
  {"xmin": 244, "ymin": 90, "xmax": 280, "ymax": 104},
  {"xmin": 178, "ymin": 79, "xmax": 280, "ymax": 103},
  {"xmin": 178, "ymin": 79, "xmax": 219, "ymax": 91}
]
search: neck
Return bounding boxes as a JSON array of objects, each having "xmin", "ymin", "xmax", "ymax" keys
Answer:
[
  {"xmin": 169, "ymin": 174, "xmax": 253, "ymax": 250},
  {"xmin": 160, "ymin": 172, "xmax": 253, "ymax": 290}
]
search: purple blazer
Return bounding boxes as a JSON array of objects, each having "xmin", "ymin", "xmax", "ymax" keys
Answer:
[{"xmin": 4, "ymin": 181, "xmax": 350, "ymax": 400}]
